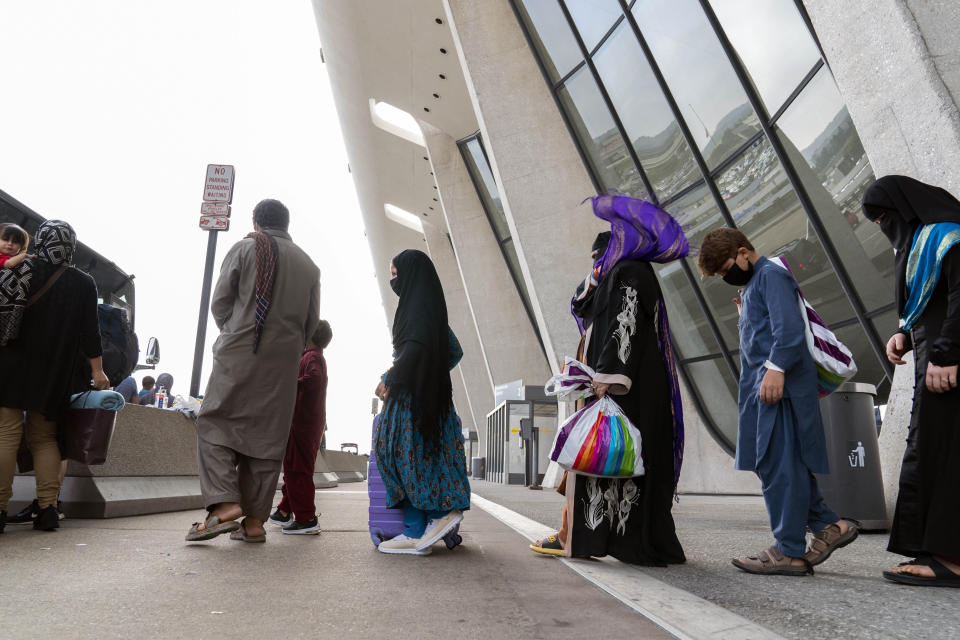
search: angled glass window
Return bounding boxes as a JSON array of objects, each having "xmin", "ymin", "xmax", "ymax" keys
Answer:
[
  {"xmin": 459, "ymin": 133, "xmax": 546, "ymax": 357},
  {"xmin": 558, "ymin": 66, "xmax": 647, "ymax": 198},
  {"xmin": 717, "ymin": 136, "xmax": 856, "ymax": 326},
  {"xmin": 511, "ymin": 0, "xmax": 891, "ymax": 451},
  {"xmin": 632, "ymin": 0, "xmax": 760, "ymax": 169},
  {"xmin": 593, "ymin": 20, "xmax": 699, "ymax": 199},
  {"xmin": 564, "ymin": 0, "xmax": 623, "ymax": 52},
  {"xmin": 776, "ymin": 67, "xmax": 891, "ymax": 311},
  {"xmin": 684, "ymin": 357, "xmax": 740, "ymax": 448},
  {"xmin": 707, "ymin": 0, "xmax": 821, "ymax": 113},
  {"xmin": 514, "ymin": 0, "xmax": 583, "ymax": 81}
]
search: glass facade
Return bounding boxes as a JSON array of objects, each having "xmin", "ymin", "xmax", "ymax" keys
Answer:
[
  {"xmin": 458, "ymin": 132, "xmax": 548, "ymax": 359},
  {"xmin": 512, "ymin": 0, "xmax": 892, "ymax": 450}
]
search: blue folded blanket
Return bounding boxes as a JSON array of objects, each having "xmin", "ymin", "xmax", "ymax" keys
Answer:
[{"xmin": 70, "ymin": 390, "xmax": 126, "ymax": 411}]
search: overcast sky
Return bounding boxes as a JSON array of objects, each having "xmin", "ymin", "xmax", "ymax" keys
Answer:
[{"xmin": 0, "ymin": 0, "xmax": 392, "ymax": 452}]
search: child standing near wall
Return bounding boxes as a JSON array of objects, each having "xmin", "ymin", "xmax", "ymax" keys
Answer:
[{"xmin": 268, "ymin": 320, "xmax": 331, "ymax": 535}]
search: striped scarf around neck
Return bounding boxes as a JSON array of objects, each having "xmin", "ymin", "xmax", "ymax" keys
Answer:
[{"xmin": 246, "ymin": 231, "xmax": 280, "ymax": 353}]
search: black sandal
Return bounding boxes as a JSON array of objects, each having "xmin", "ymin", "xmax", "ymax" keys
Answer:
[{"xmin": 883, "ymin": 556, "xmax": 960, "ymax": 588}]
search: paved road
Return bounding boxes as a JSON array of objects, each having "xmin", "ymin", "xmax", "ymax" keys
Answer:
[
  {"xmin": 1, "ymin": 487, "xmax": 667, "ymax": 640},
  {"xmin": 471, "ymin": 480, "xmax": 960, "ymax": 640}
]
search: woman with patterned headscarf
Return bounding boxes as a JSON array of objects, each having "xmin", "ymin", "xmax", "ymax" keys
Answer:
[
  {"xmin": 530, "ymin": 195, "xmax": 688, "ymax": 565},
  {"xmin": 0, "ymin": 220, "xmax": 108, "ymax": 533},
  {"xmin": 862, "ymin": 176, "xmax": 960, "ymax": 587}
]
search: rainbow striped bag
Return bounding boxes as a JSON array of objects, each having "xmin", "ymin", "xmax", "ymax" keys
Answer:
[
  {"xmin": 770, "ymin": 257, "xmax": 857, "ymax": 397},
  {"xmin": 549, "ymin": 396, "xmax": 645, "ymax": 478},
  {"xmin": 544, "ymin": 359, "xmax": 644, "ymax": 478}
]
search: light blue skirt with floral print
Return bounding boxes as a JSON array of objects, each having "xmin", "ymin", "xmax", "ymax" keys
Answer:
[{"xmin": 374, "ymin": 391, "xmax": 471, "ymax": 513}]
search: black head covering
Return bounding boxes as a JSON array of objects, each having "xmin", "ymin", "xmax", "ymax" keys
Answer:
[
  {"xmin": 390, "ymin": 249, "xmax": 452, "ymax": 448},
  {"xmin": 862, "ymin": 175, "xmax": 960, "ymax": 312},
  {"xmin": 591, "ymin": 231, "xmax": 611, "ymax": 256}
]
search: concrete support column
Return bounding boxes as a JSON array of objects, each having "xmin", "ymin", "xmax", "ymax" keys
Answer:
[
  {"xmin": 420, "ymin": 121, "xmax": 551, "ymax": 392},
  {"xmin": 421, "ymin": 219, "xmax": 492, "ymax": 452},
  {"xmin": 802, "ymin": 0, "xmax": 960, "ymax": 191},
  {"xmin": 803, "ymin": 0, "xmax": 960, "ymax": 516},
  {"xmin": 443, "ymin": 0, "xmax": 604, "ymax": 374}
]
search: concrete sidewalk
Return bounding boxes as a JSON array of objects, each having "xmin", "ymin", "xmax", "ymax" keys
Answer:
[
  {"xmin": 471, "ymin": 480, "xmax": 960, "ymax": 640},
  {"xmin": 1, "ymin": 486, "xmax": 667, "ymax": 640}
]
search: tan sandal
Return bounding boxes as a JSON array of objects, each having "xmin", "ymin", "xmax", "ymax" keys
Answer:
[
  {"xmin": 185, "ymin": 515, "xmax": 240, "ymax": 542},
  {"xmin": 229, "ymin": 519, "xmax": 266, "ymax": 543},
  {"xmin": 732, "ymin": 545, "xmax": 813, "ymax": 576},
  {"xmin": 805, "ymin": 519, "xmax": 859, "ymax": 566}
]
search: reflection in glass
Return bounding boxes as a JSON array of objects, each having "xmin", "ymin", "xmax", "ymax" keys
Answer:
[
  {"xmin": 707, "ymin": 0, "xmax": 821, "ymax": 113},
  {"xmin": 776, "ymin": 68, "xmax": 892, "ymax": 311},
  {"xmin": 558, "ymin": 66, "xmax": 647, "ymax": 198},
  {"xmin": 633, "ymin": 0, "xmax": 760, "ymax": 168},
  {"xmin": 684, "ymin": 357, "xmax": 740, "ymax": 448},
  {"xmin": 564, "ymin": 0, "xmax": 623, "ymax": 52},
  {"xmin": 871, "ymin": 308, "xmax": 899, "ymax": 345},
  {"xmin": 868, "ymin": 309, "xmax": 898, "ymax": 404},
  {"xmin": 832, "ymin": 322, "xmax": 887, "ymax": 400},
  {"xmin": 458, "ymin": 134, "xmax": 544, "ymax": 354},
  {"xmin": 664, "ymin": 184, "xmax": 740, "ymax": 346},
  {"xmin": 515, "ymin": 0, "xmax": 583, "ymax": 81},
  {"xmin": 717, "ymin": 136, "xmax": 856, "ymax": 327},
  {"xmin": 653, "ymin": 261, "xmax": 718, "ymax": 358},
  {"xmin": 593, "ymin": 21, "xmax": 700, "ymax": 199},
  {"xmin": 462, "ymin": 138, "xmax": 509, "ymax": 241}
]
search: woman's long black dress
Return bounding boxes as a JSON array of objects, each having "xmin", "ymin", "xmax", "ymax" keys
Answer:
[
  {"xmin": 567, "ymin": 260, "xmax": 685, "ymax": 565},
  {"xmin": 889, "ymin": 247, "xmax": 960, "ymax": 560}
]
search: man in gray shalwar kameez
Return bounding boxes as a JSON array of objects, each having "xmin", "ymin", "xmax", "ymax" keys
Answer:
[{"xmin": 186, "ymin": 199, "xmax": 320, "ymax": 543}]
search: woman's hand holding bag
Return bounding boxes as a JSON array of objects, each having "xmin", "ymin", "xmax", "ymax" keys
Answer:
[{"xmin": 544, "ymin": 357, "xmax": 645, "ymax": 478}]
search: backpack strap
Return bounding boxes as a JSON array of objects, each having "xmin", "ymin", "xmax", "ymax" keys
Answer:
[{"xmin": 26, "ymin": 265, "xmax": 68, "ymax": 308}]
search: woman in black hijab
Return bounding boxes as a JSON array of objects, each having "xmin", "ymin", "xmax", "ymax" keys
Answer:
[
  {"xmin": 862, "ymin": 175, "xmax": 960, "ymax": 587},
  {"xmin": 373, "ymin": 250, "xmax": 470, "ymax": 556}
]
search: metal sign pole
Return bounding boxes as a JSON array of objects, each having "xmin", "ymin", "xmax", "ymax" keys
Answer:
[{"xmin": 189, "ymin": 228, "xmax": 219, "ymax": 398}]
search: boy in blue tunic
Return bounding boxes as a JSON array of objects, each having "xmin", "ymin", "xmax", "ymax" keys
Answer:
[{"xmin": 699, "ymin": 228, "xmax": 858, "ymax": 575}]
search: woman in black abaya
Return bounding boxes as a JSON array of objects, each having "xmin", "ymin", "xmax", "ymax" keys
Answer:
[
  {"xmin": 862, "ymin": 175, "xmax": 960, "ymax": 587},
  {"xmin": 373, "ymin": 250, "xmax": 470, "ymax": 556}
]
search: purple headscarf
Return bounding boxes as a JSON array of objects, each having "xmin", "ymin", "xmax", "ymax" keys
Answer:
[{"xmin": 572, "ymin": 195, "xmax": 689, "ymax": 496}]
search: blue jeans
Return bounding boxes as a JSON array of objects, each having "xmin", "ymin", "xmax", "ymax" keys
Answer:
[{"xmin": 402, "ymin": 499, "xmax": 450, "ymax": 538}]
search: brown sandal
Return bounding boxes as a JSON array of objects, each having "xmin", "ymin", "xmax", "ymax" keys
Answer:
[
  {"xmin": 185, "ymin": 515, "xmax": 240, "ymax": 542},
  {"xmin": 732, "ymin": 545, "xmax": 813, "ymax": 576},
  {"xmin": 805, "ymin": 519, "xmax": 859, "ymax": 566},
  {"xmin": 229, "ymin": 519, "xmax": 267, "ymax": 543}
]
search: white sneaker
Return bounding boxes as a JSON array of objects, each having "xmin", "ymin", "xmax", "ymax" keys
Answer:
[
  {"xmin": 415, "ymin": 510, "xmax": 464, "ymax": 551},
  {"xmin": 378, "ymin": 533, "xmax": 432, "ymax": 556}
]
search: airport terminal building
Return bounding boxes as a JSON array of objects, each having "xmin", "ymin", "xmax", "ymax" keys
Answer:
[{"xmin": 312, "ymin": 0, "xmax": 960, "ymax": 492}]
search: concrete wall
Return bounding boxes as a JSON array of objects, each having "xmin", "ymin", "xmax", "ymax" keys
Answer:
[
  {"xmin": 421, "ymin": 216, "xmax": 493, "ymax": 443},
  {"xmin": 421, "ymin": 121, "xmax": 551, "ymax": 407},
  {"xmin": 13, "ymin": 405, "xmax": 363, "ymax": 517},
  {"xmin": 444, "ymin": 0, "xmax": 606, "ymax": 374},
  {"xmin": 803, "ymin": 0, "xmax": 960, "ymax": 192},
  {"xmin": 804, "ymin": 0, "xmax": 960, "ymax": 518}
]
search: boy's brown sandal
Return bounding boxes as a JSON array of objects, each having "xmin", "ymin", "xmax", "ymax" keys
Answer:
[
  {"xmin": 732, "ymin": 545, "xmax": 813, "ymax": 576},
  {"xmin": 805, "ymin": 519, "xmax": 859, "ymax": 566}
]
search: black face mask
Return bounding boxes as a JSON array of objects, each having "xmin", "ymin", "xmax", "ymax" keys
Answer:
[
  {"xmin": 390, "ymin": 277, "xmax": 400, "ymax": 296},
  {"xmin": 722, "ymin": 259, "xmax": 754, "ymax": 286}
]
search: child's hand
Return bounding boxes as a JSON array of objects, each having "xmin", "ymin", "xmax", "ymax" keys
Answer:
[{"xmin": 760, "ymin": 369, "xmax": 784, "ymax": 404}]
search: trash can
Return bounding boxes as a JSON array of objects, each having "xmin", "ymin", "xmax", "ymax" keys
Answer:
[
  {"xmin": 471, "ymin": 456, "xmax": 485, "ymax": 479},
  {"xmin": 814, "ymin": 383, "xmax": 888, "ymax": 530}
]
